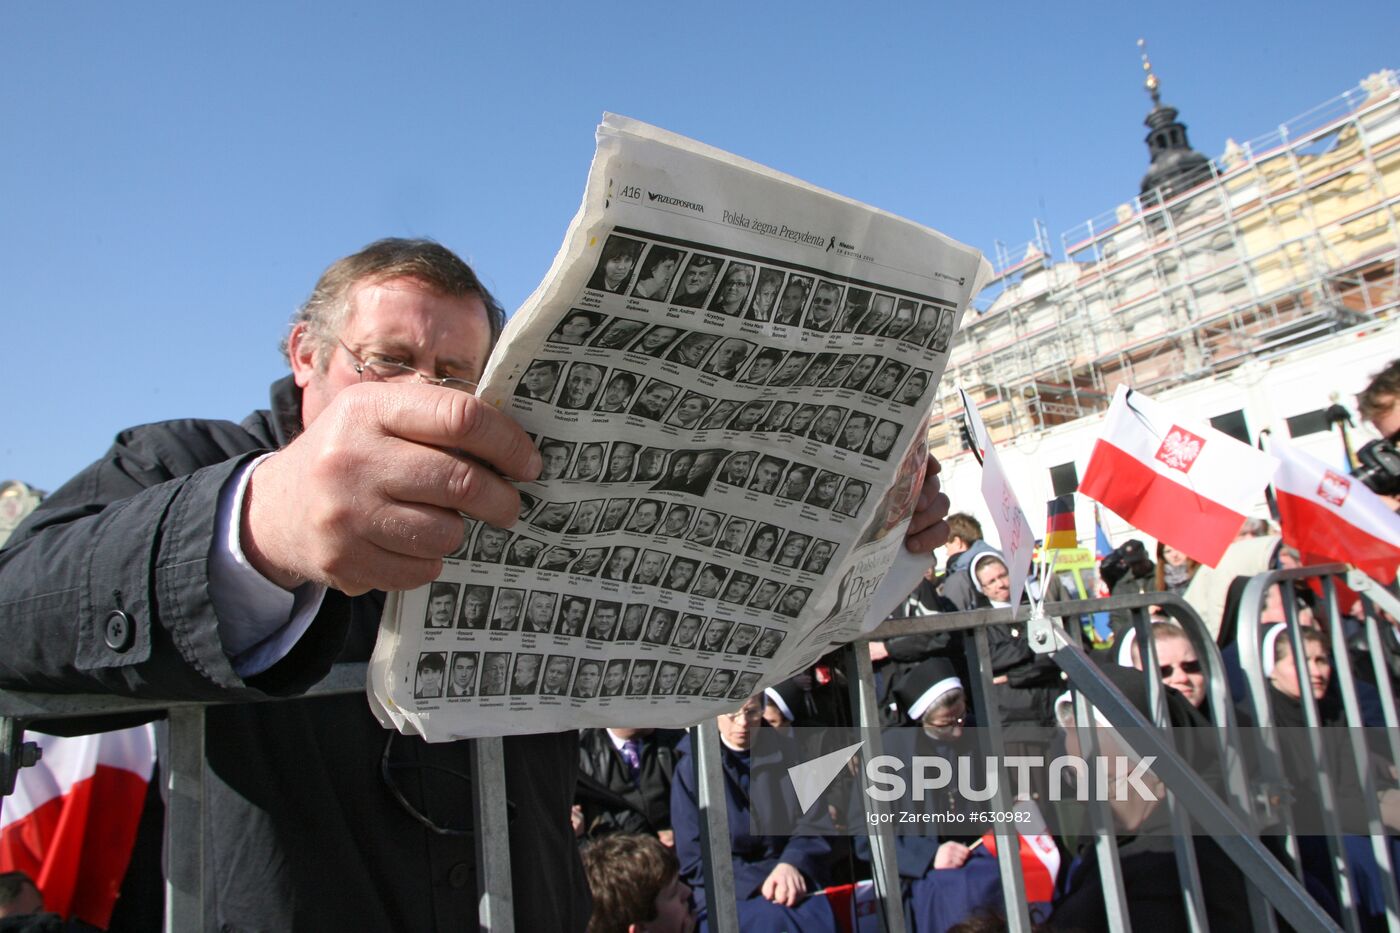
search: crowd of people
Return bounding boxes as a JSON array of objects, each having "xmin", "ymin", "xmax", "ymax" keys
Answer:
[{"xmin": 0, "ymin": 233, "xmax": 1394, "ymax": 933}]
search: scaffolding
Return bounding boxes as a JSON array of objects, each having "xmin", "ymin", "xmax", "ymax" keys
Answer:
[{"xmin": 931, "ymin": 69, "xmax": 1400, "ymax": 458}]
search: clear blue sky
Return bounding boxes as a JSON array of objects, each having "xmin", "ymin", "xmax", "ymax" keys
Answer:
[{"xmin": 4, "ymin": 1, "xmax": 1397, "ymax": 491}]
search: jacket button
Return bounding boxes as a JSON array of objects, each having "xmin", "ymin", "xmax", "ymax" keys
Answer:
[
  {"xmin": 104, "ymin": 610, "xmax": 134, "ymax": 652},
  {"xmin": 448, "ymin": 862, "xmax": 471, "ymax": 889}
]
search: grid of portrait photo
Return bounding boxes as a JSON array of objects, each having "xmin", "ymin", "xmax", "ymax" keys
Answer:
[{"xmin": 413, "ymin": 644, "xmax": 764, "ymax": 703}]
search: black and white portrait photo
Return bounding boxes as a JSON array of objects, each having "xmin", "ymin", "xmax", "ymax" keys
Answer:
[
  {"xmin": 592, "ymin": 317, "xmax": 647, "ymax": 350},
  {"xmin": 558, "ymin": 362, "xmax": 605, "ymax": 409},
  {"xmin": 548, "ymin": 309, "xmax": 605, "ymax": 347},
  {"xmin": 773, "ymin": 275, "xmax": 811, "ymax": 326},
  {"xmin": 629, "ymin": 378, "xmax": 680, "ymax": 421},
  {"xmin": 537, "ymin": 438, "xmax": 575, "ymax": 482},
  {"xmin": 626, "ymin": 660, "xmax": 657, "ymax": 697},
  {"xmin": 643, "ymin": 608, "xmax": 678, "ymax": 646},
  {"xmin": 599, "ymin": 659, "xmax": 631, "ymax": 697},
  {"xmin": 554, "ymin": 596, "xmax": 591, "ymax": 637},
  {"xmin": 677, "ymin": 666, "xmax": 712, "ymax": 696},
  {"xmin": 479, "ymin": 652, "xmax": 511, "ymax": 697},
  {"xmin": 744, "ymin": 267, "xmax": 784, "ymax": 321},
  {"xmin": 504, "ymin": 536, "xmax": 544, "ymax": 568},
  {"xmin": 630, "ymin": 324, "xmax": 685, "ymax": 358},
  {"xmin": 423, "ymin": 581, "xmax": 459, "ymax": 629},
  {"xmin": 510, "ymin": 653, "xmax": 543, "ymax": 695},
  {"xmin": 776, "ymin": 586, "xmax": 811, "ymax": 618},
  {"xmin": 865, "ymin": 420, "xmax": 901, "ymax": 460},
  {"xmin": 708, "ymin": 262, "xmax": 755, "ymax": 316},
  {"xmin": 586, "ymin": 601, "xmax": 622, "ymax": 641},
  {"xmin": 716, "ymin": 517, "xmax": 752, "ymax": 554},
  {"xmin": 804, "ymin": 281, "xmax": 842, "ymax": 332},
  {"xmin": 488, "ymin": 588, "xmax": 524, "ymax": 630},
  {"xmin": 538, "ymin": 656, "xmax": 575, "ymax": 696},
  {"xmin": 520, "ymin": 590, "xmax": 557, "ymax": 634},
  {"xmin": 670, "ymin": 254, "xmax": 722, "ymax": 307},
  {"xmin": 514, "ymin": 360, "xmax": 562, "ymax": 402},
  {"xmin": 587, "ymin": 235, "xmax": 644, "ymax": 295},
  {"xmin": 571, "ymin": 659, "xmax": 604, "ymax": 698},
  {"xmin": 458, "ymin": 585, "xmax": 493, "ymax": 630},
  {"xmin": 446, "ymin": 652, "xmax": 479, "ymax": 698},
  {"xmin": 631, "ymin": 245, "xmax": 684, "ymax": 301},
  {"xmin": 414, "ymin": 652, "xmax": 446, "ymax": 699},
  {"xmin": 835, "ymin": 479, "xmax": 870, "ymax": 517},
  {"xmin": 666, "ymin": 332, "xmax": 720, "ymax": 369},
  {"xmin": 719, "ymin": 571, "xmax": 757, "ymax": 605},
  {"xmin": 470, "ymin": 525, "xmax": 512, "ymax": 563},
  {"xmin": 595, "ymin": 370, "xmax": 640, "ymax": 413},
  {"xmin": 651, "ymin": 661, "xmax": 684, "ymax": 696}
]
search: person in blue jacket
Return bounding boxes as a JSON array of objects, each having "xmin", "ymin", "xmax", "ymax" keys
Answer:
[{"xmin": 671, "ymin": 694, "xmax": 837, "ymax": 932}]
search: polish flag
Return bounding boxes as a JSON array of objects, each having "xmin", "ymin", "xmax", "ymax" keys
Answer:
[
  {"xmin": 0, "ymin": 725, "xmax": 155, "ymax": 928},
  {"xmin": 1272, "ymin": 438, "xmax": 1400, "ymax": 585},
  {"xmin": 979, "ymin": 799, "xmax": 1060, "ymax": 903},
  {"xmin": 1079, "ymin": 385, "xmax": 1277, "ymax": 567}
]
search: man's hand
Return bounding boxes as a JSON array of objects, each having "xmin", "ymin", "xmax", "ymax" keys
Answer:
[
  {"xmin": 904, "ymin": 453, "xmax": 952, "ymax": 554},
  {"xmin": 242, "ymin": 383, "xmax": 541, "ymax": 594},
  {"xmin": 933, "ymin": 841, "xmax": 971, "ymax": 869},
  {"xmin": 760, "ymin": 862, "xmax": 808, "ymax": 907}
]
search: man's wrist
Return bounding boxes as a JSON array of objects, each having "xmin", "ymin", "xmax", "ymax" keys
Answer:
[{"xmin": 241, "ymin": 455, "xmax": 307, "ymax": 591}]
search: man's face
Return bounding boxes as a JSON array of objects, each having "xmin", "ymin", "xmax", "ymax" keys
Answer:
[
  {"xmin": 842, "ymin": 417, "xmax": 870, "ymax": 447},
  {"xmin": 464, "ymin": 589, "xmax": 489, "ymax": 620},
  {"xmin": 574, "ymin": 445, "xmax": 603, "ymax": 477},
  {"xmin": 686, "ymin": 454, "xmax": 716, "ymax": 484},
  {"xmin": 639, "ymin": 327, "xmax": 678, "ymax": 352},
  {"xmin": 603, "ymin": 663, "xmax": 627, "ymax": 691},
  {"xmin": 772, "ymin": 357, "xmax": 806, "ymax": 383},
  {"xmin": 602, "ymin": 500, "xmax": 630, "ymax": 526},
  {"xmin": 543, "ymin": 658, "xmax": 571, "ymax": 690},
  {"xmin": 753, "ymin": 582, "xmax": 780, "ymax": 606},
  {"xmin": 630, "ymin": 502, "xmax": 659, "ymax": 529},
  {"xmin": 847, "ymin": 356, "xmax": 877, "ymax": 384},
  {"xmin": 495, "ymin": 592, "xmax": 521, "ymax": 620},
  {"xmin": 564, "ymin": 367, "xmax": 600, "ymax": 404},
  {"xmin": 638, "ymin": 449, "xmax": 664, "ymax": 476},
  {"xmin": 809, "ymin": 543, "xmax": 833, "ymax": 567},
  {"xmin": 630, "ymin": 666, "xmax": 654, "ymax": 692},
  {"xmin": 680, "ymin": 262, "xmax": 718, "ymax": 297},
  {"xmin": 787, "ymin": 409, "xmax": 816, "ymax": 433},
  {"xmin": 780, "ymin": 591, "xmax": 807, "ymax": 614},
  {"xmin": 692, "ymin": 513, "xmax": 719, "ymax": 540},
  {"xmin": 522, "ymin": 365, "xmax": 556, "ymax": 396},
  {"xmin": 428, "ymin": 594, "xmax": 454, "ymax": 626},
  {"xmin": 511, "ymin": 540, "xmax": 541, "ymax": 563},
  {"xmin": 656, "ymin": 665, "xmax": 680, "ymax": 691},
  {"xmin": 675, "ymin": 616, "xmax": 701, "ymax": 643},
  {"xmin": 602, "ymin": 378, "xmax": 633, "ymax": 408},
  {"xmin": 663, "ymin": 510, "xmax": 690, "ymax": 534},
  {"xmin": 573, "ymin": 550, "xmax": 604, "ymax": 574},
  {"xmin": 608, "ymin": 445, "xmax": 636, "ymax": 476},
  {"xmin": 745, "ymin": 358, "xmax": 777, "ymax": 383},
  {"xmin": 723, "ymin": 577, "xmax": 753, "ymax": 601},
  {"xmin": 722, "ymin": 523, "xmax": 747, "ymax": 549},
  {"xmin": 779, "ymin": 282, "xmax": 807, "ymax": 315},
  {"xmin": 752, "ymin": 462, "xmax": 779, "ymax": 489},
  {"xmin": 563, "ymin": 600, "xmax": 587, "ymax": 627},
  {"xmin": 608, "ymin": 547, "xmax": 635, "ymax": 575},
  {"xmin": 592, "ymin": 608, "xmax": 618, "ymax": 635},
  {"xmin": 839, "ymin": 485, "xmax": 865, "ymax": 512},
  {"xmin": 870, "ymin": 423, "xmax": 898, "ymax": 452},
  {"xmin": 640, "ymin": 386, "xmax": 672, "ymax": 412},
  {"xmin": 814, "ymin": 409, "xmax": 842, "ymax": 437},
  {"xmin": 871, "ymin": 368, "xmax": 901, "ymax": 395},
  {"xmin": 291, "ymin": 277, "xmax": 491, "ymax": 428},
  {"xmin": 725, "ymin": 453, "xmax": 754, "ymax": 480},
  {"xmin": 1372, "ymin": 396, "xmax": 1400, "ymax": 443},
  {"xmin": 809, "ymin": 285, "xmax": 839, "ymax": 323},
  {"xmin": 571, "ymin": 502, "xmax": 599, "ymax": 529},
  {"xmin": 528, "ymin": 595, "xmax": 554, "ymax": 625},
  {"xmin": 899, "ymin": 375, "xmax": 928, "ymax": 402},
  {"xmin": 574, "ymin": 663, "xmax": 601, "ymax": 695},
  {"xmin": 638, "ymin": 553, "xmax": 664, "ymax": 580},
  {"xmin": 540, "ymin": 445, "xmax": 569, "ymax": 480},
  {"xmin": 451, "ymin": 656, "xmax": 476, "ymax": 689}
]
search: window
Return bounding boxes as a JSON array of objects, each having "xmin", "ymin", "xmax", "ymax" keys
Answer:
[
  {"xmin": 1050, "ymin": 462, "xmax": 1079, "ymax": 498},
  {"xmin": 1285, "ymin": 409, "xmax": 1331, "ymax": 438},
  {"xmin": 1209, "ymin": 409, "xmax": 1250, "ymax": 445}
]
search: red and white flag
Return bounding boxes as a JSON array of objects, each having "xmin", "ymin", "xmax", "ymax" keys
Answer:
[
  {"xmin": 1272, "ymin": 438, "xmax": 1400, "ymax": 585},
  {"xmin": 0, "ymin": 725, "xmax": 155, "ymax": 928},
  {"xmin": 1079, "ymin": 385, "xmax": 1277, "ymax": 567}
]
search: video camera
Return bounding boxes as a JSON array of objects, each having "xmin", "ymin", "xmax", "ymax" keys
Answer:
[{"xmin": 1354, "ymin": 438, "xmax": 1400, "ymax": 497}]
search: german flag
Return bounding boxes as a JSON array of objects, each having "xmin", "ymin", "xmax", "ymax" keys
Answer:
[{"xmin": 1045, "ymin": 495, "xmax": 1078, "ymax": 550}]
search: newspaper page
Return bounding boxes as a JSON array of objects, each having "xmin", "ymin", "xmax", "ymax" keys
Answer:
[{"xmin": 369, "ymin": 114, "xmax": 991, "ymax": 740}]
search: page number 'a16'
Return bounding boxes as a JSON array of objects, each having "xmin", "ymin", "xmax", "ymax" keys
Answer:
[{"xmin": 620, "ymin": 185, "xmax": 641, "ymax": 200}]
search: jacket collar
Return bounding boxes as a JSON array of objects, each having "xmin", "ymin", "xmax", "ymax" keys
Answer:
[{"xmin": 268, "ymin": 375, "xmax": 305, "ymax": 449}]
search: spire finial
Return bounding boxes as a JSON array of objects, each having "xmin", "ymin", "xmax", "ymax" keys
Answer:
[{"xmin": 1138, "ymin": 38, "xmax": 1161, "ymax": 106}]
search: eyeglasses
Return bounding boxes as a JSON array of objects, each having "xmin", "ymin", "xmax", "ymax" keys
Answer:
[
  {"xmin": 723, "ymin": 707, "xmax": 764, "ymax": 723},
  {"xmin": 339, "ymin": 340, "xmax": 477, "ymax": 393},
  {"xmin": 926, "ymin": 715, "xmax": 966, "ymax": 730},
  {"xmin": 1160, "ymin": 659, "xmax": 1203, "ymax": 677}
]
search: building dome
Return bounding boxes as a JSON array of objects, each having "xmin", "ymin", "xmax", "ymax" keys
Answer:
[{"xmin": 1136, "ymin": 42, "xmax": 1214, "ymax": 204}]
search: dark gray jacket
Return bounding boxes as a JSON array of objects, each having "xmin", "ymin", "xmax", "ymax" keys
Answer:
[{"xmin": 0, "ymin": 376, "xmax": 588, "ymax": 932}]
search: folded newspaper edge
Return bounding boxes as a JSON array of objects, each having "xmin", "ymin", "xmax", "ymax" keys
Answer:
[{"xmin": 369, "ymin": 114, "xmax": 992, "ymax": 740}]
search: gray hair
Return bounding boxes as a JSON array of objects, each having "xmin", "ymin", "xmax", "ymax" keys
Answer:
[{"xmin": 282, "ymin": 238, "xmax": 505, "ymax": 369}]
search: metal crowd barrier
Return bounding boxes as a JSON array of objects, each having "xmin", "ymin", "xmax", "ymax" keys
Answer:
[
  {"xmin": 1235, "ymin": 563, "xmax": 1400, "ymax": 933},
  {"xmin": 5, "ymin": 582, "xmax": 1391, "ymax": 932},
  {"xmin": 690, "ymin": 591, "xmax": 1347, "ymax": 933},
  {"xmin": 0, "ymin": 664, "xmax": 515, "ymax": 933}
]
